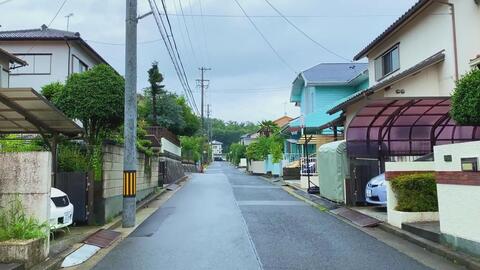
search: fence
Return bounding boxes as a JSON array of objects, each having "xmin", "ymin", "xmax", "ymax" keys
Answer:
[{"xmin": 284, "ymin": 153, "xmax": 302, "ymax": 163}]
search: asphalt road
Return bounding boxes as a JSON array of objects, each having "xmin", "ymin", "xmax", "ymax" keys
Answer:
[{"xmin": 92, "ymin": 162, "xmax": 456, "ymax": 270}]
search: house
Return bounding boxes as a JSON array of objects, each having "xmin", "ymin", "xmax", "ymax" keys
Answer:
[
  {"xmin": 240, "ymin": 132, "xmax": 259, "ymax": 146},
  {"xmin": 0, "ymin": 24, "xmax": 109, "ymax": 90},
  {"xmin": 0, "ymin": 47, "xmax": 27, "ymax": 87},
  {"xmin": 321, "ymin": 0, "xmax": 480, "ymax": 256},
  {"xmin": 210, "ymin": 140, "xmax": 223, "ymax": 161},
  {"xmin": 283, "ymin": 63, "xmax": 369, "ymax": 189},
  {"xmin": 324, "ymin": 0, "xmax": 480, "ymax": 205}
]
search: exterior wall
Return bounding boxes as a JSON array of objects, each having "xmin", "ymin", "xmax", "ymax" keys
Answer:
[
  {"xmin": 0, "ymin": 56, "xmax": 10, "ymax": 88},
  {"xmin": 434, "ymin": 141, "xmax": 480, "ymax": 255},
  {"xmin": 314, "ymin": 86, "xmax": 357, "ymax": 111},
  {"xmin": 0, "ymin": 152, "xmax": 51, "ymax": 257},
  {"xmin": 365, "ymin": 1, "xmax": 480, "ymax": 98},
  {"xmin": 384, "ymin": 161, "xmax": 437, "ymax": 228},
  {"xmin": 161, "ymin": 138, "xmax": 181, "ymax": 157},
  {"xmin": 0, "ymin": 40, "xmax": 104, "ymax": 91},
  {"xmin": 249, "ymin": 160, "xmax": 266, "ymax": 175},
  {"xmin": 101, "ymin": 144, "xmax": 159, "ymax": 222},
  {"xmin": 1, "ymin": 41, "xmax": 70, "ymax": 90}
]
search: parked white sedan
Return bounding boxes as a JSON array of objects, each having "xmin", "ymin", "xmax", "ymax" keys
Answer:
[{"xmin": 50, "ymin": 188, "xmax": 74, "ymax": 230}]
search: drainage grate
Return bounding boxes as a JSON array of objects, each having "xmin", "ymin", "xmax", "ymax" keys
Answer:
[
  {"xmin": 331, "ymin": 207, "xmax": 381, "ymax": 227},
  {"xmin": 84, "ymin": 229, "xmax": 121, "ymax": 248}
]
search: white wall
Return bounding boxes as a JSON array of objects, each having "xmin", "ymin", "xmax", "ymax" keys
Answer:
[
  {"xmin": 161, "ymin": 138, "xmax": 181, "ymax": 157},
  {"xmin": 0, "ymin": 40, "xmax": 104, "ymax": 91},
  {"xmin": 434, "ymin": 141, "xmax": 480, "ymax": 171},
  {"xmin": 250, "ymin": 161, "xmax": 266, "ymax": 174}
]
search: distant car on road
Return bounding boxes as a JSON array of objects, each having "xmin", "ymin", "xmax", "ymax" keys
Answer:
[
  {"xmin": 50, "ymin": 188, "xmax": 74, "ymax": 230},
  {"xmin": 365, "ymin": 173, "xmax": 387, "ymax": 206}
]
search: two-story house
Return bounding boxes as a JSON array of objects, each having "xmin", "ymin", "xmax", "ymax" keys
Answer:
[
  {"xmin": 284, "ymin": 63, "xmax": 369, "ymax": 188},
  {"xmin": 324, "ymin": 0, "xmax": 480, "ymax": 209},
  {"xmin": 0, "ymin": 48, "xmax": 27, "ymax": 88},
  {"xmin": 210, "ymin": 140, "xmax": 223, "ymax": 161},
  {"xmin": 0, "ymin": 24, "xmax": 109, "ymax": 90}
]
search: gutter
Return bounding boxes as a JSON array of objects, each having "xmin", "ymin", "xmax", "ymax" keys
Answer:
[{"xmin": 64, "ymin": 37, "xmax": 71, "ymax": 77}]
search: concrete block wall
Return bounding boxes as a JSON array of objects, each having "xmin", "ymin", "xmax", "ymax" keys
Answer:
[
  {"xmin": 0, "ymin": 152, "xmax": 51, "ymax": 258},
  {"xmin": 100, "ymin": 144, "xmax": 159, "ymax": 222},
  {"xmin": 160, "ymin": 156, "xmax": 185, "ymax": 185}
]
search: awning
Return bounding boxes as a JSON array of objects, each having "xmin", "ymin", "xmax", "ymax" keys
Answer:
[
  {"xmin": 288, "ymin": 108, "xmax": 343, "ymax": 134},
  {"xmin": 347, "ymin": 98, "xmax": 480, "ymax": 158},
  {"xmin": 0, "ymin": 88, "xmax": 83, "ymax": 136}
]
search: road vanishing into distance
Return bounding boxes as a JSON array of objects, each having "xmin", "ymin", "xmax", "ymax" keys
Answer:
[{"xmin": 93, "ymin": 162, "xmax": 462, "ymax": 270}]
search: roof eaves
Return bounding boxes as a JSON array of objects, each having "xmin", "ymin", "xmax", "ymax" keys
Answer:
[
  {"xmin": 328, "ymin": 50, "xmax": 445, "ymax": 114},
  {"xmin": 353, "ymin": 0, "xmax": 432, "ymax": 61},
  {"xmin": 0, "ymin": 48, "xmax": 27, "ymax": 66}
]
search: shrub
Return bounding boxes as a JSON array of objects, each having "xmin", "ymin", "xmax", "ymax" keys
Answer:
[
  {"xmin": 0, "ymin": 135, "xmax": 45, "ymax": 152},
  {"xmin": 0, "ymin": 197, "xmax": 48, "ymax": 241},
  {"xmin": 58, "ymin": 143, "xmax": 89, "ymax": 172},
  {"xmin": 451, "ymin": 68, "xmax": 480, "ymax": 125},
  {"xmin": 390, "ymin": 173, "xmax": 438, "ymax": 212}
]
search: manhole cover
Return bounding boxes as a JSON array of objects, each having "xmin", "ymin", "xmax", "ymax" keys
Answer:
[{"xmin": 84, "ymin": 229, "xmax": 121, "ymax": 248}]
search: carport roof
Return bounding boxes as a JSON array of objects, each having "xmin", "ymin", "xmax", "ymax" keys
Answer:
[
  {"xmin": 346, "ymin": 98, "xmax": 480, "ymax": 158},
  {"xmin": 0, "ymin": 88, "xmax": 83, "ymax": 136}
]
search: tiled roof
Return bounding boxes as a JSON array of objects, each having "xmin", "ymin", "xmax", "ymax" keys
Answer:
[
  {"xmin": 327, "ymin": 50, "xmax": 445, "ymax": 114},
  {"xmin": 354, "ymin": 0, "xmax": 431, "ymax": 60},
  {"xmin": 301, "ymin": 63, "xmax": 368, "ymax": 85},
  {"xmin": 0, "ymin": 25, "xmax": 80, "ymax": 40}
]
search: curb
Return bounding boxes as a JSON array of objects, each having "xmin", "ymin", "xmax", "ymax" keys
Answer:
[
  {"xmin": 36, "ymin": 175, "xmax": 190, "ymax": 270},
  {"xmin": 281, "ymin": 181, "xmax": 480, "ymax": 270}
]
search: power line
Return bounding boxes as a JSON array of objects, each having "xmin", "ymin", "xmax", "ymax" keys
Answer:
[
  {"xmin": 162, "ymin": 12, "xmax": 400, "ymax": 18},
  {"xmin": 263, "ymin": 0, "xmax": 351, "ymax": 62},
  {"xmin": 85, "ymin": 38, "xmax": 163, "ymax": 46},
  {"xmin": 48, "ymin": 0, "xmax": 69, "ymax": 27},
  {"xmin": 177, "ymin": 0, "xmax": 199, "ymax": 66},
  {"xmin": 232, "ymin": 0, "xmax": 296, "ymax": 74},
  {"xmin": 0, "ymin": 0, "xmax": 15, "ymax": 5}
]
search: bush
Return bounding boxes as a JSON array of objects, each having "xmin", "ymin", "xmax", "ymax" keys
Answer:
[
  {"xmin": 0, "ymin": 197, "xmax": 48, "ymax": 241},
  {"xmin": 58, "ymin": 143, "xmax": 89, "ymax": 172},
  {"xmin": 0, "ymin": 135, "xmax": 45, "ymax": 152},
  {"xmin": 451, "ymin": 68, "xmax": 480, "ymax": 125},
  {"xmin": 390, "ymin": 173, "xmax": 438, "ymax": 212}
]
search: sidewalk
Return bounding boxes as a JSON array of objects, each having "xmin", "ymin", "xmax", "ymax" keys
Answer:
[
  {"xmin": 269, "ymin": 176, "xmax": 480, "ymax": 270},
  {"xmin": 32, "ymin": 176, "xmax": 189, "ymax": 270}
]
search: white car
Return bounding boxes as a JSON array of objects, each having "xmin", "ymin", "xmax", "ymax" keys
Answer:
[{"xmin": 50, "ymin": 188, "xmax": 74, "ymax": 230}]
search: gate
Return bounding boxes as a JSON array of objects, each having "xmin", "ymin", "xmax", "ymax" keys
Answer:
[
  {"xmin": 56, "ymin": 172, "xmax": 94, "ymax": 224},
  {"xmin": 346, "ymin": 158, "xmax": 382, "ymax": 206}
]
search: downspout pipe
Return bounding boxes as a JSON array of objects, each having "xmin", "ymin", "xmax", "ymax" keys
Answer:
[
  {"xmin": 435, "ymin": 1, "xmax": 459, "ymax": 81},
  {"xmin": 64, "ymin": 37, "xmax": 71, "ymax": 77}
]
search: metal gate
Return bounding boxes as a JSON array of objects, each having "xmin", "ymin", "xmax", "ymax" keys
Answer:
[
  {"xmin": 346, "ymin": 158, "xmax": 382, "ymax": 206},
  {"xmin": 55, "ymin": 172, "xmax": 94, "ymax": 224}
]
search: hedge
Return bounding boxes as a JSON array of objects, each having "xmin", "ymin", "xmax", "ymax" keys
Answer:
[{"xmin": 390, "ymin": 173, "xmax": 438, "ymax": 212}]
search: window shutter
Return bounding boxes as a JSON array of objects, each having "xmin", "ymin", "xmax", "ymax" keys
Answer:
[{"xmin": 374, "ymin": 57, "xmax": 383, "ymax": 81}]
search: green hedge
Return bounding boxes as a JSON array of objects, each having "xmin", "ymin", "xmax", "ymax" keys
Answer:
[{"xmin": 390, "ymin": 173, "xmax": 438, "ymax": 212}]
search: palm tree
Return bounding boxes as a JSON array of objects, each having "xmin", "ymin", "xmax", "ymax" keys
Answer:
[{"xmin": 258, "ymin": 120, "xmax": 279, "ymax": 137}]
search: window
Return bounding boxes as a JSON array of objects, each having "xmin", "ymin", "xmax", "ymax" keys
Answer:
[
  {"xmin": 72, "ymin": 55, "xmax": 88, "ymax": 74},
  {"xmin": 10, "ymin": 54, "xmax": 52, "ymax": 75},
  {"xmin": 375, "ymin": 45, "xmax": 400, "ymax": 81}
]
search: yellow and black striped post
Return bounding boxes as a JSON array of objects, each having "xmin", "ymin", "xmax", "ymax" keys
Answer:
[{"xmin": 123, "ymin": 171, "xmax": 137, "ymax": 197}]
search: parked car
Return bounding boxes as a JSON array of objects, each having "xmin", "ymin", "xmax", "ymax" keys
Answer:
[
  {"xmin": 50, "ymin": 188, "xmax": 74, "ymax": 230},
  {"xmin": 365, "ymin": 173, "xmax": 387, "ymax": 206}
]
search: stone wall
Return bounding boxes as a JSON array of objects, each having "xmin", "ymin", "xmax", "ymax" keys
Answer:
[
  {"xmin": 97, "ymin": 144, "xmax": 159, "ymax": 223},
  {"xmin": 182, "ymin": 163, "xmax": 198, "ymax": 173},
  {"xmin": 159, "ymin": 155, "xmax": 185, "ymax": 185}
]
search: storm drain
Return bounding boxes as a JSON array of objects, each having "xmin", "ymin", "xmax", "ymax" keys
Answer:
[
  {"xmin": 84, "ymin": 229, "xmax": 121, "ymax": 248},
  {"xmin": 331, "ymin": 207, "xmax": 381, "ymax": 227}
]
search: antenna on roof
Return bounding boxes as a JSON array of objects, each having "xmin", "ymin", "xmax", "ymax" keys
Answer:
[{"xmin": 65, "ymin": 13, "xmax": 74, "ymax": 31}]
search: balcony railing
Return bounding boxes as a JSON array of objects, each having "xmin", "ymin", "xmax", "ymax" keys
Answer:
[
  {"xmin": 300, "ymin": 155, "xmax": 317, "ymax": 176},
  {"xmin": 283, "ymin": 153, "xmax": 302, "ymax": 163}
]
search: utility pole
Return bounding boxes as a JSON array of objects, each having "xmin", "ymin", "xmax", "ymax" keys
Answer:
[
  {"xmin": 123, "ymin": 0, "xmax": 138, "ymax": 228},
  {"xmin": 197, "ymin": 67, "xmax": 210, "ymax": 166},
  {"xmin": 206, "ymin": 104, "xmax": 211, "ymax": 142}
]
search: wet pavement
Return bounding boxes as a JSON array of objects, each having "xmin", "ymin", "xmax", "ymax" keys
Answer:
[{"xmin": 92, "ymin": 162, "xmax": 454, "ymax": 270}]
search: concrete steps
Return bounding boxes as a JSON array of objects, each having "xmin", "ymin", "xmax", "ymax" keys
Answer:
[{"xmin": 402, "ymin": 222, "xmax": 441, "ymax": 243}]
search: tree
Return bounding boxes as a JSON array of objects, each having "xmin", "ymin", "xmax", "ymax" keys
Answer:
[
  {"xmin": 52, "ymin": 64, "xmax": 125, "ymax": 147},
  {"xmin": 41, "ymin": 82, "xmax": 63, "ymax": 101},
  {"xmin": 147, "ymin": 62, "xmax": 165, "ymax": 124},
  {"xmin": 211, "ymin": 119, "xmax": 258, "ymax": 151},
  {"xmin": 229, "ymin": 143, "xmax": 246, "ymax": 166},
  {"xmin": 451, "ymin": 69, "xmax": 480, "ymax": 125},
  {"xmin": 177, "ymin": 96, "xmax": 201, "ymax": 136},
  {"xmin": 258, "ymin": 120, "xmax": 279, "ymax": 137}
]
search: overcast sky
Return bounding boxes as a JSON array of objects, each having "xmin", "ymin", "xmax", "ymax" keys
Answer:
[{"xmin": 0, "ymin": 0, "xmax": 417, "ymax": 122}]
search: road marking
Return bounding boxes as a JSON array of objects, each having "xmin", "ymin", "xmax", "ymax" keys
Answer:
[
  {"xmin": 231, "ymin": 185, "xmax": 281, "ymax": 189},
  {"xmin": 237, "ymin": 200, "xmax": 306, "ymax": 206}
]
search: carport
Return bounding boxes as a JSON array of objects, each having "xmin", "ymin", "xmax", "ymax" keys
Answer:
[
  {"xmin": 345, "ymin": 98, "xmax": 480, "ymax": 205},
  {"xmin": 0, "ymin": 88, "xmax": 83, "ymax": 185}
]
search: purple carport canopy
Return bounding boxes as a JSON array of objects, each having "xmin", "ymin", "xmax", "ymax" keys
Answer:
[{"xmin": 346, "ymin": 98, "xmax": 480, "ymax": 158}]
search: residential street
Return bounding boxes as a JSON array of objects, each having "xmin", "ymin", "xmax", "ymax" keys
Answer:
[{"xmin": 92, "ymin": 163, "xmax": 460, "ymax": 270}]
